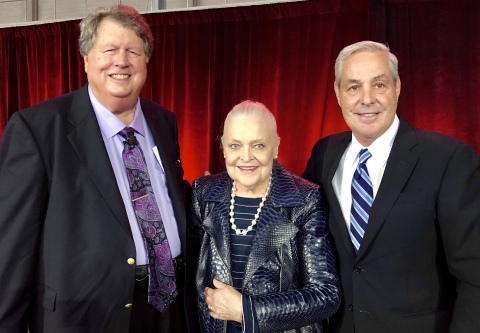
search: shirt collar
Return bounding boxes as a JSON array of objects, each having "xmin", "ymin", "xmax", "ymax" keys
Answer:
[
  {"xmin": 347, "ymin": 114, "xmax": 400, "ymax": 166},
  {"xmin": 88, "ymin": 85, "xmax": 145, "ymax": 139}
]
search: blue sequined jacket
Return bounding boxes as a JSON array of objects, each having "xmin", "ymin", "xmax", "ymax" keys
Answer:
[{"xmin": 190, "ymin": 163, "xmax": 341, "ymax": 332}]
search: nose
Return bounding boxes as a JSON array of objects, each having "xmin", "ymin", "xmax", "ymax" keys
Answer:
[
  {"xmin": 360, "ymin": 87, "xmax": 374, "ymax": 105},
  {"xmin": 240, "ymin": 146, "xmax": 252, "ymax": 161},
  {"xmin": 114, "ymin": 50, "xmax": 129, "ymax": 67}
]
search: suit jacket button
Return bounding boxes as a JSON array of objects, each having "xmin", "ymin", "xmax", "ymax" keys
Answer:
[
  {"xmin": 353, "ymin": 266, "xmax": 362, "ymax": 273},
  {"xmin": 125, "ymin": 303, "xmax": 132, "ymax": 308},
  {"xmin": 127, "ymin": 258, "xmax": 135, "ymax": 265},
  {"xmin": 348, "ymin": 304, "xmax": 354, "ymax": 312}
]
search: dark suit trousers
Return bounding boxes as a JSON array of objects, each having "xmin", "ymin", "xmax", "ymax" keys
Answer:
[{"xmin": 129, "ymin": 262, "xmax": 187, "ymax": 333}]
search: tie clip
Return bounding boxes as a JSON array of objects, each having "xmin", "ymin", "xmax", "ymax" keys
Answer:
[{"xmin": 131, "ymin": 193, "xmax": 149, "ymax": 202}]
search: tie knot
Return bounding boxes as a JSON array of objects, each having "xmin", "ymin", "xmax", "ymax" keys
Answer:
[
  {"xmin": 119, "ymin": 127, "xmax": 135, "ymax": 140},
  {"xmin": 358, "ymin": 148, "xmax": 372, "ymax": 164}
]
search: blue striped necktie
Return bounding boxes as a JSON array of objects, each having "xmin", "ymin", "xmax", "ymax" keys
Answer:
[{"xmin": 350, "ymin": 148, "xmax": 373, "ymax": 254}]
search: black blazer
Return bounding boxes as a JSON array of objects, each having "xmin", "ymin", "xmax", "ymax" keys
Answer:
[
  {"xmin": 303, "ymin": 119, "xmax": 480, "ymax": 333},
  {"xmin": 0, "ymin": 85, "xmax": 195, "ymax": 333}
]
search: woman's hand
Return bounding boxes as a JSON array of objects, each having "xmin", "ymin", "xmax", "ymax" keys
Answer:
[{"xmin": 204, "ymin": 279, "xmax": 243, "ymax": 323}]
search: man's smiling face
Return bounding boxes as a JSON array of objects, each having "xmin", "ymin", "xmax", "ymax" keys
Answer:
[
  {"xmin": 84, "ymin": 18, "xmax": 148, "ymax": 113},
  {"xmin": 334, "ymin": 50, "xmax": 401, "ymax": 147}
]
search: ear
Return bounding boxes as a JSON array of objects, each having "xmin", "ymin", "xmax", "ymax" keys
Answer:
[
  {"xmin": 395, "ymin": 76, "xmax": 401, "ymax": 99},
  {"xmin": 334, "ymin": 82, "xmax": 341, "ymax": 106},
  {"xmin": 275, "ymin": 137, "xmax": 280, "ymax": 157},
  {"xmin": 83, "ymin": 55, "xmax": 89, "ymax": 73}
]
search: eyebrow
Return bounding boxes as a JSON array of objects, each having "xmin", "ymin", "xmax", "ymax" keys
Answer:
[
  {"xmin": 346, "ymin": 74, "xmax": 387, "ymax": 84},
  {"xmin": 345, "ymin": 79, "xmax": 362, "ymax": 85},
  {"xmin": 99, "ymin": 42, "xmax": 141, "ymax": 49},
  {"xmin": 371, "ymin": 74, "xmax": 387, "ymax": 81}
]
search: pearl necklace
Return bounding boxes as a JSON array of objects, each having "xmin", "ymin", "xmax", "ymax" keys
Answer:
[{"xmin": 229, "ymin": 176, "xmax": 272, "ymax": 236}]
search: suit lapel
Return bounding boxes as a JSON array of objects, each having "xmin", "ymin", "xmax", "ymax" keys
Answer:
[
  {"xmin": 324, "ymin": 136, "xmax": 357, "ymax": 257},
  {"xmin": 66, "ymin": 86, "xmax": 131, "ymax": 234},
  {"xmin": 142, "ymin": 101, "xmax": 187, "ymax": 250},
  {"xmin": 357, "ymin": 120, "xmax": 419, "ymax": 258}
]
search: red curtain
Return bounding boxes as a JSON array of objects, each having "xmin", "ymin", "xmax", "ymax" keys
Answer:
[
  {"xmin": 1, "ymin": 0, "xmax": 479, "ymax": 183},
  {"xmin": 375, "ymin": 0, "xmax": 480, "ymax": 156}
]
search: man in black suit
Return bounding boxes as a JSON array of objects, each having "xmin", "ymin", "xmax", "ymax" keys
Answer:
[
  {"xmin": 0, "ymin": 5, "xmax": 195, "ymax": 333},
  {"xmin": 303, "ymin": 41, "xmax": 480, "ymax": 333}
]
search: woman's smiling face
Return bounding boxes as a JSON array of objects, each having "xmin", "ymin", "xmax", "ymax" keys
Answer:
[{"xmin": 222, "ymin": 114, "xmax": 279, "ymax": 197}]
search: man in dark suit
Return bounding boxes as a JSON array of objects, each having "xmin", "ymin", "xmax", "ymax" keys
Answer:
[
  {"xmin": 303, "ymin": 41, "xmax": 480, "ymax": 333},
  {"xmin": 0, "ymin": 5, "xmax": 195, "ymax": 333}
]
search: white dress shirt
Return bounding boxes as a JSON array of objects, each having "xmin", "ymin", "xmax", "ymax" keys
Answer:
[{"xmin": 332, "ymin": 115, "xmax": 400, "ymax": 230}]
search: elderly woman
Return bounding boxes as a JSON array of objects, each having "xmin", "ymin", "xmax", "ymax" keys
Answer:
[{"xmin": 190, "ymin": 100, "xmax": 341, "ymax": 332}]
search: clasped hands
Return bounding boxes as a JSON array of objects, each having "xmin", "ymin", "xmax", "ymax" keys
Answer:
[{"xmin": 204, "ymin": 278, "xmax": 243, "ymax": 323}]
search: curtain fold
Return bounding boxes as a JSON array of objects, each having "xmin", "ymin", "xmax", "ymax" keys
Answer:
[
  {"xmin": 141, "ymin": 0, "xmax": 369, "ymax": 180},
  {"xmin": 375, "ymin": 0, "xmax": 480, "ymax": 153},
  {"xmin": 1, "ymin": 0, "xmax": 479, "ymax": 183}
]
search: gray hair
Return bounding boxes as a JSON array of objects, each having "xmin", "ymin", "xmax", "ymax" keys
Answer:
[
  {"xmin": 79, "ymin": 5, "xmax": 154, "ymax": 59},
  {"xmin": 335, "ymin": 41, "xmax": 399, "ymax": 87},
  {"xmin": 220, "ymin": 100, "xmax": 279, "ymax": 144}
]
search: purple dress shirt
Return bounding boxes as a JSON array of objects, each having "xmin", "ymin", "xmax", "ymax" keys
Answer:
[{"xmin": 88, "ymin": 86, "xmax": 181, "ymax": 265}]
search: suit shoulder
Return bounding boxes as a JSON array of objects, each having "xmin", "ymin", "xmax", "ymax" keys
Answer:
[
  {"xmin": 413, "ymin": 128, "xmax": 475, "ymax": 154},
  {"xmin": 16, "ymin": 90, "xmax": 79, "ymax": 120},
  {"xmin": 7, "ymin": 90, "xmax": 86, "ymax": 137},
  {"xmin": 415, "ymin": 128, "xmax": 464, "ymax": 144},
  {"xmin": 311, "ymin": 131, "xmax": 351, "ymax": 152},
  {"xmin": 140, "ymin": 98, "xmax": 175, "ymax": 117}
]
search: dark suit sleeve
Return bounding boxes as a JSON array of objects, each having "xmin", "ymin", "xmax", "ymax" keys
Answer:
[
  {"xmin": 187, "ymin": 179, "xmax": 205, "ymax": 327},
  {"xmin": 188, "ymin": 179, "xmax": 206, "ymax": 284},
  {"xmin": 437, "ymin": 144, "xmax": 480, "ymax": 332},
  {"xmin": 0, "ymin": 113, "xmax": 48, "ymax": 332},
  {"xmin": 302, "ymin": 143, "xmax": 319, "ymax": 183}
]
